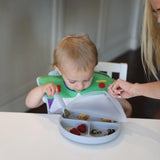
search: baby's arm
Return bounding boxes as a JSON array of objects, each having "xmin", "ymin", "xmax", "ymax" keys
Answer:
[{"xmin": 25, "ymin": 83, "xmax": 58, "ymax": 108}]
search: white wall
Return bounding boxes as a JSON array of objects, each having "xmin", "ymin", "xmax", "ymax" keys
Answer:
[
  {"xmin": 0, "ymin": 0, "xmax": 53, "ymax": 111},
  {"xmin": 0, "ymin": 0, "xmax": 144, "ymax": 112},
  {"xmin": 55, "ymin": 0, "xmax": 143, "ymax": 61}
]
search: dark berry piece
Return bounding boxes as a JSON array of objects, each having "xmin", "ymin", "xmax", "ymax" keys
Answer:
[
  {"xmin": 77, "ymin": 124, "xmax": 86, "ymax": 133},
  {"xmin": 70, "ymin": 128, "xmax": 81, "ymax": 135}
]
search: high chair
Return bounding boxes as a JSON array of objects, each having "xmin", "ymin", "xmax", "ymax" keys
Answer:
[
  {"xmin": 95, "ymin": 61, "xmax": 128, "ymax": 80},
  {"xmin": 40, "ymin": 61, "xmax": 132, "ymax": 117}
]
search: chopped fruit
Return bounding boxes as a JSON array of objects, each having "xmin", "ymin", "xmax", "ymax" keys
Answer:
[
  {"xmin": 70, "ymin": 128, "xmax": 81, "ymax": 135},
  {"xmin": 77, "ymin": 124, "xmax": 86, "ymax": 133},
  {"xmin": 90, "ymin": 129, "xmax": 102, "ymax": 135},
  {"xmin": 101, "ymin": 118, "xmax": 115, "ymax": 123},
  {"xmin": 77, "ymin": 114, "xmax": 89, "ymax": 120}
]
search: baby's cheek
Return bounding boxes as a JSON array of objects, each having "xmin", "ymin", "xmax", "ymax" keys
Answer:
[
  {"xmin": 85, "ymin": 82, "xmax": 92, "ymax": 89},
  {"xmin": 66, "ymin": 83, "xmax": 74, "ymax": 89}
]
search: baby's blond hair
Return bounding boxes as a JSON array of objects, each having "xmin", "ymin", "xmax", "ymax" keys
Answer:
[{"xmin": 52, "ymin": 35, "xmax": 98, "ymax": 71}]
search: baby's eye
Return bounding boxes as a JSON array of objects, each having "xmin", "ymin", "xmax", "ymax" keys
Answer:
[
  {"xmin": 69, "ymin": 80, "xmax": 76, "ymax": 84},
  {"xmin": 83, "ymin": 79, "xmax": 90, "ymax": 82},
  {"xmin": 83, "ymin": 77, "xmax": 92, "ymax": 82}
]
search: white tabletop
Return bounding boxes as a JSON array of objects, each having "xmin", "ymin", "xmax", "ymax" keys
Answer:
[{"xmin": 0, "ymin": 112, "xmax": 160, "ymax": 160}]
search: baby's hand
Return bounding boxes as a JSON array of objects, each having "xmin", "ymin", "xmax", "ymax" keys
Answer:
[{"xmin": 41, "ymin": 83, "xmax": 58, "ymax": 97}]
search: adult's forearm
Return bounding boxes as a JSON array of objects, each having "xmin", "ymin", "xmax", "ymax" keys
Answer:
[{"xmin": 134, "ymin": 81, "xmax": 160, "ymax": 99}]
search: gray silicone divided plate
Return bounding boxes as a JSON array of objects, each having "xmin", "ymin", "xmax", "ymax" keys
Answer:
[
  {"xmin": 59, "ymin": 117, "xmax": 120, "ymax": 144},
  {"xmin": 58, "ymin": 91, "xmax": 126, "ymax": 144}
]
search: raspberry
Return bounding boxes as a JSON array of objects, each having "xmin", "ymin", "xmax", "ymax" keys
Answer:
[
  {"xmin": 77, "ymin": 124, "xmax": 86, "ymax": 133},
  {"xmin": 70, "ymin": 128, "xmax": 81, "ymax": 135}
]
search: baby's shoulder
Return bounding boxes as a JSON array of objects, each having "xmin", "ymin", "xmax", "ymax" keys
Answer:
[{"xmin": 37, "ymin": 75, "xmax": 63, "ymax": 86}]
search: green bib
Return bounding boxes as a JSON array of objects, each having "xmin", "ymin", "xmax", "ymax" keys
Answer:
[{"xmin": 37, "ymin": 72, "xmax": 114, "ymax": 99}]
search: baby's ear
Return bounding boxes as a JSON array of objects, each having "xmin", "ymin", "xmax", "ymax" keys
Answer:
[{"xmin": 54, "ymin": 65, "xmax": 62, "ymax": 75}]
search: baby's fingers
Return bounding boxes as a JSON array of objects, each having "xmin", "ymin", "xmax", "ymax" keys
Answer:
[
  {"xmin": 42, "ymin": 83, "xmax": 59, "ymax": 97},
  {"xmin": 45, "ymin": 87, "xmax": 53, "ymax": 97},
  {"xmin": 55, "ymin": 87, "xmax": 59, "ymax": 94}
]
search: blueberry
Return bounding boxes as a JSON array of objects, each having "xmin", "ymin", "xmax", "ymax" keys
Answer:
[
  {"xmin": 91, "ymin": 129, "xmax": 97, "ymax": 134},
  {"xmin": 107, "ymin": 129, "xmax": 115, "ymax": 135}
]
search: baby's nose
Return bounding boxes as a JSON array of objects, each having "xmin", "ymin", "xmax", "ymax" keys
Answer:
[{"xmin": 77, "ymin": 82, "xmax": 84, "ymax": 90}]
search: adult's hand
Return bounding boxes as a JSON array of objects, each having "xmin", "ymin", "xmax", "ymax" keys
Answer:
[{"xmin": 108, "ymin": 79, "xmax": 136, "ymax": 99}]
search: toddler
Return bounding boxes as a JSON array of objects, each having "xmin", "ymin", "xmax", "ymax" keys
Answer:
[{"xmin": 25, "ymin": 35, "xmax": 132, "ymax": 117}]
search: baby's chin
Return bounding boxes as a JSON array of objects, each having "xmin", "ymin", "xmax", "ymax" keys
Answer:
[
  {"xmin": 76, "ymin": 90, "xmax": 83, "ymax": 92},
  {"xmin": 69, "ymin": 87, "xmax": 87, "ymax": 92},
  {"xmin": 75, "ymin": 88, "xmax": 87, "ymax": 92}
]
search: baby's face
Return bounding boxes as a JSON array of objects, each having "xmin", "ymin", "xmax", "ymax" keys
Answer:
[{"xmin": 57, "ymin": 63, "xmax": 94, "ymax": 92}]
